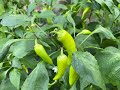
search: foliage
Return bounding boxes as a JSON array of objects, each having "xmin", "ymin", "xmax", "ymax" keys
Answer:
[{"xmin": 0, "ymin": 0, "xmax": 120, "ymax": 90}]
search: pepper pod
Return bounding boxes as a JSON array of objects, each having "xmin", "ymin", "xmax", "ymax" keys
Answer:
[
  {"xmin": 69, "ymin": 66, "xmax": 78, "ymax": 86},
  {"xmin": 52, "ymin": 30, "xmax": 77, "ymax": 65},
  {"xmin": 56, "ymin": 30, "xmax": 77, "ymax": 54},
  {"xmin": 53, "ymin": 48, "xmax": 68, "ymax": 80},
  {"xmin": 51, "ymin": 30, "xmax": 79, "ymax": 85},
  {"xmin": 34, "ymin": 39, "xmax": 53, "ymax": 65},
  {"xmin": 77, "ymin": 29, "xmax": 92, "ymax": 36},
  {"xmin": 81, "ymin": 7, "xmax": 90, "ymax": 20}
]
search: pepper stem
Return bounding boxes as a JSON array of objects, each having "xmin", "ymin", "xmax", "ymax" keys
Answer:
[
  {"xmin": 48, "ymin": 80, "xmax": 57, "ymax": 87},
  {"xmin": 50, "ymin": 31, "xmax": 57, "ymax": 34},
  {"xmin": 50, "ymin": 28, "xmax": 58, "ymax": 34},
  {"xmin": 35, "ymin": 39, "xmax": 38, "ymax": 45},
  {"xmin": 61, "ymin": 47, "xmax": 63, "ymax": 55}
]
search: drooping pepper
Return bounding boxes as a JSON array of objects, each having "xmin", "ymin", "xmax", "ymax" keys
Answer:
[
  {"xmin": 57, "ymin": 30, "xmax": 77, "ymax": 52},
  {"xmin": 81, "ymin": 7, "xmax": 90, "ymax": 20},
  {"xmin": 53, "ymin": 48, "xmax": 68, "ymax": 80},
  {"xmin": 55, "ymin": 30, "xmax": 77, "ymax": 65},
  {"xmin": 77, "ymin": 29, "xmax": 92, "ymax": 36},
  {"xmin": 53, "ymin": 30, "xmax": 78, "ymax": 86},
  {"xmin": 118, "ymin": 4, "xmax": 120, "ymax": 9},
  {"xmin": 69, "ymin": 66, "xmax": 78, "ymax": 86},
  {"xmin": 34, "ymin": 39, "xmax": 53, "ymax": 65}
]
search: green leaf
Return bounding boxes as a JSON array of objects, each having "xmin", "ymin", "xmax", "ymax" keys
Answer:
[
  {"xmin": 73, "ymin": 0, "xmax": 78, "ymax": 4},
  {"xmin": 95, "ymin": 0, "xmax": 104, "ymax": 5},
  {"xmin": 72, "ymin": 51, "xmax": 105, "ymax": 90},
  {"xmin": 104, "ymin": 0, "xmax": 114, "ymax": 13},
  {"xmin": 93, "ymin": 25, "xmax": 116, "ymax": 40},
  {"xmin": 27, "ymin": 2, "xmax": 36, "ymax": 15},
  {"xmin": 12, "ymin": 57, "xmax": 22, "ymax": 69},
  {"xmin": 0, "ymin": 79, "xmax": 17, "ymax": 90},
  {"xmin": 53, "ymin": 4, "xmax": 67, "ymax": 10},
  {"xmin": 42, "ymin": 0, "xmax": 52, "ymax": 5},
  {"xmin": 1, "ymin": 15, "xmax": 31, "ymax": 27},
  {"xmin": 79, "ymin": 78, "xmax": 90, "ymax": 90},
  {"xmin": 116, "ymin": 0, "xmax": 120, "ymax": 3},
  {"xmin": 87, "ymin": 22, "xmax": 99, "ymax": 31},
  {"xmin": 0, "ymin": 1, "xmax": 5, "ymax": 16},
  {"xmin": 95, "ymin": 46, "xmax": 120, "ymax": 85},
  {"xmin": 54, "ymin": 15, "xmax": 67, "ymax": 27},
  {"xmin": 36, "ymin": 10, "xmax": 55, "ymax": 18},
  {"xmin": 75, "ymin": 34, "xmax": 99, "ymax": 49},
  {"xmin": 10, "ymin": 40, "xmax": 34, "ymax": 58},
  {"xmin": 0, "ymin": 40, "xmax": 16, "ymax": 62},
  {"xmin": 14, "ymin": 27, "xmax": 24, "ymax": 38},
  {"xmin": 117, "ymin": 85, "xmax": 120, "ymax": 90},
  {"xmin": 20, "ymin": 55, "xmax": 38, "ymax": 69},
  {"xmin": 21, "ymin": 62, "xmax": 49, "ymax": 90},
  {"xmin": 0, "ymin": 70, "xmax": 8, "ymax": 81},
  {"xmin": 113, "ymin": 6, "xmax": 120, "ymax": 19},
  {"xmin": 0, "ymin": 62, "xmax": 3, "ymax": 69},
  {"xmin": 0, "ymin": 32, "xmax": 6, "ymax": 38},
  {"xmin": 67, "ymin": 12, "xmax": 76, "ymax": 37},
  {"xmin": 0, "ymin": 39, "xmax": 9, "ymax": 50},
  {"xmin": 9, "ymin": 69, "xmax": 20, "ymax": 90},
  {"xmin": 69, "ymin": 82, "xmax": 77, "ymax": 90},
  {"xmin": 0, "ymin": 26, "xmax": 9, "ymax": 33}
]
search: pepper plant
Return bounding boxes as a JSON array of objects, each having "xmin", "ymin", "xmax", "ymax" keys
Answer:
[{"xmin": 0, "ymin": 0, "xmax": 120, "ymax": 90}]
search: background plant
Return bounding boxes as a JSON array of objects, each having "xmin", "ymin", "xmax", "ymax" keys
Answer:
[{"xmin": 0, "ymin": 0, "xmax": 120, "ymax": 90}]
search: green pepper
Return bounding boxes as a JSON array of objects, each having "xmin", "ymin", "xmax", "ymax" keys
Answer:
[
  {"xmin": 57, "ymin": 30, "xmax": 77, "ymax": 53},
  {"xmin": 55, "ymin": 30, "xmax": 77, "ymax": 65},
  {"xmin": 81, "ymin": 7, "xmax": 90, "ymax": 20},
  {"xmin": 34, "ymin": 39, "xmax": 53, "ymax": 65},
  {"xmin": 52, "ymin": 30, "xmax": 78, "ymax": 85},
  {"xmin": 118, "ymin": 4, "xmax": 120, "ymax": 10},
  {"xmin": 69, "ymin": 66, "xmax": 78, "ymax": 86},
  {"xmin": 77, "ymin": 29, "xmax": 92, "ymax": 36},
  {"xmin": 53, "ymin": 48, "xmax": 68, "ymax": 80}
]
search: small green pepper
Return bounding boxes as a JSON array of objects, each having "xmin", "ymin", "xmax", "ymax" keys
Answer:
[
  {"xmin": 54, "ymin": 30, "xmax": 77, "ymax": 65},
  {"xmin": 81, "ymin": 7, "xmax": 90, "ymax": 20},
  {"xmin": 34, "ymin": 39, "xmax": 53, "ymax": 65},
  {"xmin": 52, "ymin": 30, "xmax": 78, "ymax": 85},
  {"xmin": 53, "ymin": 48, "xmax": 68, "ymax": 80},
  {"xmin": 69, "ymin": 66, "xmax": 78, "ymax": 86},
  {"xmin": 77, "ymin": 29, "xmax": 92, "ymax": 36}
]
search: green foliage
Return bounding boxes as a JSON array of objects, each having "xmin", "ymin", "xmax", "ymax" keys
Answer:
[
  {"xmin": 21, "ymin": 62, "xmax": 49, "ymax": 90},
  {"xmin": 72, "ymin": 51, "xmax": 105, "ymax": 90},
  {"xmin": 0, "ymin": 0, "xmax": 120, "ymax": 90},
  {"xmin": 95, "ymin": 47, "xmax": 120, "ymax": 86}
]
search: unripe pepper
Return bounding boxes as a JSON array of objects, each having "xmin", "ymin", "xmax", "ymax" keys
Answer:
[
  {"xmin": 53, "ymin": 48, "xmax": 68, "ymax": 80},
  {"xmin": 22, "ymin": 64, "xmax": 28, "ymax": 74},
  {"xmin": 81, "ymin": 29, "xmax": 91, "ymax": 35},
  {"xmin": 77, "ymin": 29, "xmax": 92, "ymax": 36},
  {"xmin": 56, "ymin": 30, "xmax": 77, "ymax": 52},
  {"xmin": 69, "ymin": 66, "xmax": 78, "ymax": 86},
  {"xmin": 55, "ymin": 30, "xmax": 77, "ymax": 64},
  {"xmin": 118, "ymin": 4, "xmax": 120, "ymax": 10},
  {"xmin": 34, "ymin": 39, "xmax": 53, "ymax": 65},
  {"xmin": 81, "ymin": 7, "xmax": 90, "ymax": 20},
  {"xmin": 52, "ymin": 30, "xmax": 78, "ymax": 85}
]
